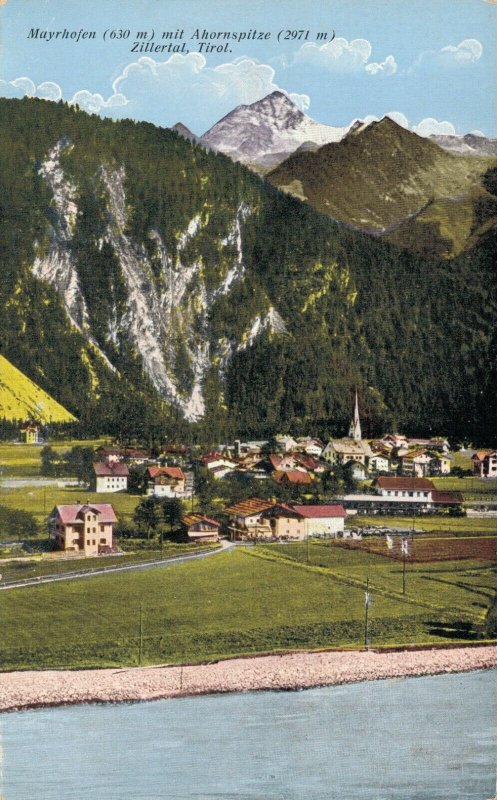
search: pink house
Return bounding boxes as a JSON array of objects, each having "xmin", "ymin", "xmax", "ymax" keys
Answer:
[{"xmin": 49, "ymin": 503, "xmax": 117, "ymax": 555}]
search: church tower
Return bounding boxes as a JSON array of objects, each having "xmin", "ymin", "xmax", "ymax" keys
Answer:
[{"xmin": 348, "ymin": 390, "xmax": 362, "ymax": 442}]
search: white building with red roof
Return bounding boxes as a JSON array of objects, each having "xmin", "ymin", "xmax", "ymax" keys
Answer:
[
  {"xmin": 146, "ymin": 466, "xmax": 186, "ymax": 497},
  {"xmin": 49, "ymin": 503, "xmax": 117, "ymax": 555},
  {"xmin": 93, "ymin": 462, "xmax": 129, "ymax": 493}
]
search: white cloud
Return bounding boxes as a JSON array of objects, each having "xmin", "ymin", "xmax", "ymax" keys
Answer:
[
  {"xmin": 0, "ymin": 76, "xmax": 62, "ymax": 101},
  {"xmin": 295, "ymin": 38, "xmax": 372, "ymax": 71},
  {"xmin": 365, "ymin": 55, "xmax": 397, "ymax": 77},
  {"xmin": 361, "ymin": 112, "xmax": 460, "ymax": 137},
  {"xmin": 413, "ymin": 118, "xmax": 457, "ymax": 136},
  {"xmin": 294, "ymin": 38, "xmax": 397, "ymax": 77},
  {"xmin": 0, "ymin": 55, "xmax": 310, "ymax": 131},
  {"xmin": 410, "ymin": 39, "xmax": 483, "ymax": 72},
  {"xmin": 70, "ymin": 89, "xmax": 127, "ymax": 114},
  {"xmin": 440, "ymin": 38, "xmax": 483, "ymax": 63},
  {"xmin": 106, "ymin": 54, "xmax": 310, "ymax": 128}
]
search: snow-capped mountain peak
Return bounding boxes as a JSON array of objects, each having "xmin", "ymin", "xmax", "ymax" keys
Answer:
[{"xmin": 200, "ymin": 91, "xmax": 351, "ymax": 168}]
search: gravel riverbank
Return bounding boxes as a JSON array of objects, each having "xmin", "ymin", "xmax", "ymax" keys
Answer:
[{"xmin": 0, "ymin": 645, "xmax": 494, "ymax": 713}]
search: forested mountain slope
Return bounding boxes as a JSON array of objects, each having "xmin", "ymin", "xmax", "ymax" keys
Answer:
[{"xmin": 0, "ymin": 98, "xmax": 495, "ymax": 443}]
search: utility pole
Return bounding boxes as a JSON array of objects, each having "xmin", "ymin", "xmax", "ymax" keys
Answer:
[
  {"xmin": 364, "ymin": 577, "xmax": 371, "ymax": 648},
  {"xmin": 401, "ymin": 538, "xmax": 409, "ymax": 595},
  {"xmin": 138, "ymin": 602, "xmax": 143, "ymax": 666}
]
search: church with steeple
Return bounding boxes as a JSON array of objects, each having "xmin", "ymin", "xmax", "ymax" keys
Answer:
[
  {"xmin": 322, "ymin": 390, "xmax": 372, "ymax": 470},
  {"xmin": 348, "ymin": 390, "xmax": 362, "ymax": 442}
]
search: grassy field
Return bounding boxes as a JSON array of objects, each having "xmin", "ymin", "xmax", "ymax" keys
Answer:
[
  {"xmin": 0, "ymin": 485, "xmax": 142, "ymax": 536},
  {"xmin": 0, "ymin": 543, "xmax": 493, "ymax": 670},
  {"xmin": 347, "ymin": 515, "xmax": 496, "ymax": 534},
  {"xmin": 431, "ymin": 476, "xmax": 497, "ymax": 497},
  {"xmin": 0, "ymin": 439, "xmax": 110, "ymax": 478}
]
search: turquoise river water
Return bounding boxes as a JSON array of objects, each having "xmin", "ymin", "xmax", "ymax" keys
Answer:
[{"xmin": 0, "ymin": 669, "xmax": 495, "ymax": 799}]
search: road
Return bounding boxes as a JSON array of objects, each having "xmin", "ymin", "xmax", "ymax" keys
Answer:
[{"xmin": 0, "ymin": 539, "xmax": 234, "ymax": 591}]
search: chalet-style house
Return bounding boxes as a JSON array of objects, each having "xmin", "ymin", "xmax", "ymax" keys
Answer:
[
  {"xmin": 49, "ymin": 503, "xmax": 117, "ymax": 555},
  {"xmin": 93, "ymin": 461, "xmax": 129, "ymax": 493},
  {"xmin": 225, "ymin": 498, "xmax": 347, "ymax": 541},
  {"xmin": 225, "ymin": 498, "xmax": 276, "ymax": 540},
  {"xmin": 20, "ymin": 420, "xmax": 42, "ymax": 444},
  {"xmin": 181, "ymin": 513, "xmax": 220, "ymax": 543},
  {"xmin": 398, "ymin": 450, "xmax": 433, "ymax": 477},
  {"xmin": 472, "ymin": 451, "xmax": 497, "ymax": 478},
  {"xmin": 146, "ymin": 466, "xmax": 186, "ymax": 497},
  {"xmin": 342, "ymin": 476, "xmax": 463, "ymax": 515}
]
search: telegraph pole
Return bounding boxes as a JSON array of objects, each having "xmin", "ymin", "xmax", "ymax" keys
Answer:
[
  {"xmin": 401, "ymin": 538, "xmax": 409, "ymax": 595},
  {"xmin": 138, "ymin": 602, "xmax": 143, "ymax": 666},
  {"xmin": 364, "ymin": 577, "xmax": 371, "ymax": 647}
]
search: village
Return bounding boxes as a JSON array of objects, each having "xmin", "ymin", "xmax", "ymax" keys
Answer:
[{"xmin": 14, "ymin": 394, "xmax": 497, "ymax": 558}]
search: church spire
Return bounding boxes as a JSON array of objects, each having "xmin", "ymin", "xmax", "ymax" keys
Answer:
[{"xmin": 348, "ymin": 389, "xmax": 362, "ymax": 441}]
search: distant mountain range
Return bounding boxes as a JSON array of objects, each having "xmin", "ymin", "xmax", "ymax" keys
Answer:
[
  {"xmin": 172, "ymin": 91, "xmax": 497, "ymax": 172},
  {"xmin": 266, "ymin": 116, "xmax": 497, "ymax": 259},
  {"xmin": 170, "ymin": 93, "xmax": 497, "ymax": 259},
  {"xmin": 431, "ymin": 133, "xmax": 497, "ymax": 157}
]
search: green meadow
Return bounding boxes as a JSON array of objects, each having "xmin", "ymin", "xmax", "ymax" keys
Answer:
[{"xmin": 0, "ymin": 544, "xmax": 493, "ymax": 671}]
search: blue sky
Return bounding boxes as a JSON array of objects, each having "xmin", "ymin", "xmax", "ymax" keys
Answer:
[{"xmin": 0, "ymin": 0, "xmax": 495, "ymax": 136}]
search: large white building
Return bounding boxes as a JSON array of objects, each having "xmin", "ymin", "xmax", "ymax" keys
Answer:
[
  {"xmin": 291, "ymin": 505, "xmax": 347, "ymax": 538},
  {"xmin": 93, "ymin": 462, "xmax": 129, "ymax": 493}
]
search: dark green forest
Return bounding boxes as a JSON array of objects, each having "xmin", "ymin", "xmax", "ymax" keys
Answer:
[{"xmin": 0, "ymin": 97, "xmax": 495, "ymax": 445}]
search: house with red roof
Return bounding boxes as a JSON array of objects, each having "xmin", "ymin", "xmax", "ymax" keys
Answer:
[
  {"xmin": 472, "ymin": 451, "xmax": 497, "ymax": 478},
  {"xmin": 49, "ymin": 503, "xmax": 117, "ymax": 555},
  {"xmin": 146, "ymin": 466, "xmax": 186, "ymax": 497},
  {"xmin": 374, "ymin": 476, "xmax": 435, "ymax": 499},
  {"xmin": 342, "ymin": 475, "xmax": 463, "ymax": 515},
  {"xmin": 93, "ymin": 461, "xmax": 129, "ymax": 493},
  {"xmin": 272, "ymin": 469, "xmax": 313, "ymax": 485}
]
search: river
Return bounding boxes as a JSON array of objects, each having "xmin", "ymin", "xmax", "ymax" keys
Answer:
[{"xmin": 0, "ymin": 670, "xmax": 494, "ymax": 799}]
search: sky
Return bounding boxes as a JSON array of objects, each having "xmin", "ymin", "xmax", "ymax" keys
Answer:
[{"xmin": 0, "ymin": 0, "xmax": 495, "ymax": 137}]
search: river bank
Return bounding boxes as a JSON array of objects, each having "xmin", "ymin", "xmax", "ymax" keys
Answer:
[{"xmin": 0, "ymin": 644, "xmax": 494, "ymax": 713}]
